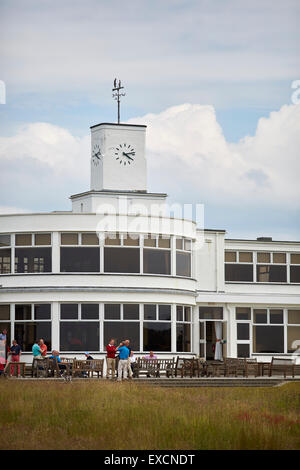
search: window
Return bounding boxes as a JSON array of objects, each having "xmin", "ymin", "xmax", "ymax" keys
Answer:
[
  {"xmin": 0, "ymin": 235, "xmax": 10, "ymax": 247},
  {"xmin": 287, "ymin": 326, "xmax": 300, "ymax": 353},
  {"xmin": 257, "ymin": 252, "xmax": 271, "ymax": 263},
  {"xmin": 143, "ymin": 322, "xmax": 171, "ymax": 351},
  {"xmin": 0, "ymin": 322, "xmax": 10, "ymax": 347},
  {"xmin": 34, "ymin": 304, "xmax": 51, "ymax": 320},
  {"xmin": 15, "ymin": 322, "xmax": 51, "ymax": 352},
  {"xmin": 176, "ymin": 252, "xmax": 191, "ymax": 277},
  {"xmin": 15, "ymin": 304, "xmax": 32, "ymax": 320},
  {"xmin": 61, "ymin": 233, "xmax": 79, "ymax": 245},
  {"xmin": 104, "ymin": 322, "xmax": 140, "ymax": 350},
  {"xmin": 257, "ymin": 265, "xmax": 287, "ymax": 283},
  {"xmin": 239, "ymin": 252, "xmax": 253, "ymax": 262},
  {"xmin": 273, "ymin": 253, "xmax": 286, "ymax": 264},
  {"xmin": 15, "ymin": 234, "xmax": 32, "ymax": 246},
  {"xmin": 0, "ymin": 305, "xmax": 10, "ymax": 320},
  {"xmin": 288, "ymin": 310, "xmax": 300, "ymax": 324},
  {"xmin": 144, "ymin": 304, "xmax": 171, "ymax": 321},
  {"xmin": 104, "ymin": 247, "xmax": 140, "ymax": 273},
  {"xmin": 199, "ymin": 307, "xmax": 223, "ymax": 320},
  {"xmin": 34, "ymin": 234, "xmax": 51, "ymax": 246},
  {"xmin": 82, "ymin": 233, "xmax": 99, "ymax": 245},
  {"xmin": 123, "ymin": 233, "xmax": 139, "ymax": 246},
  {"xmin": 225, "ymin": 251, "xmax": 236, "ymax": 262},
  {"xmin": 61, "ymin": 304, "xmax": 78, "ymax": 320},
  {"xmin": 123, "ymin": 304, "xmax": 139, "ymax": 320},
  {"xmin": 176, "ymin": 238, "xmax": 191, "ymax": 277},
  {"xmin": 159, "ymin": 305, "xmax": 171, "ymax": 321},
  {"xmin": 176, "ymin": 305, "xmax": 192, "ymax": 352},
  {"xmin": 176, "ymin": 324, "xmax": 191, "ymax": 352},
  {"xmin": 237, "ymin": 323, "xmax": 249, "ymax": 340},
  {"xmin": 144, "ymin": 304, "xmax": 156, "ymax": 320},
  {"xmin": 105, "ymin": 233, "xmax": 121, "ymax": 245},
  {"xmin": 81, "ymin": 304, "xmax": 99, "ymax": 320},
  {"xmin": 237, "ymin": 344, "xmax": 250, "ymax": 358},
  {"xmin": 236, "ymin": 307, "xmax": 251, "ymax": 320},
  {"xmin": 104, "ymin": 304, "xmax": 120, "ymax": 320},
  {"xmin": 290, "ymin": 266, "xmax": 300, "ymax": 283},
  {"xmin": 291, "ymin": 253, "xmax": 300, "ymax": 264},
  {"xmin": 15, "ymin": 248, "xmax": 52, "ymax": 273},
  {"xmin": 254, "ymin": 309, "xmax": 268, "ymax": 324},
  {"xmin": 60, "ymin": 322, "xmax": 99, "ymax": 351},
  {"xmin": 225, "ymin": 264, "xmax": 253, "ymax": 282},
  {"xmin": 60, "ymin": 247, "xmax": 100, "ymax": 272},
  {"xmin": 270, "ymin": 310, "xmax": 283, "ymax": 324},
  {"xmin": 0, "ymin": 249, "xmax": 11, "ymax": 274},
  {"xmin": 143, "ymin": 249, "xmax": 170, "ymax": 275},
  {"xmin": 253, "ymin": 326, "xmax": 284, "ymax": 353}
]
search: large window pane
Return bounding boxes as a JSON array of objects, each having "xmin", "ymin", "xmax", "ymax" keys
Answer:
[
  {"xmin": 60, "ymin": 247, "xmax": 99, "ymax": 272},
  {"xmin": 236, "ymin": 307, "xmax": 251, "ymax": 320},
  {"xmin": 15, "ymin": 304, "xmax": 32, "ymax": 320},
  {"xmin": 143, "ymin": 249, "xmax": 170, "ymax": 275},
  {"xmin": 0, "ymin": 305, "xmax": 10, "ymax": 320},
  {"xmin": 257, "ymin": 265, "xmax": 287, "ymax": 283},
  {"xmin": 15, "ymin": 322, "xmax": 51, "ymax": 352},
  {"xmin": 104, "ymin": 247, "xmax": 140, "ymax": 273},
  {"xmin": 0, "ymin": 249, "xmax": 11, "ymax": 273},
  {"xmin": 237, "ymin": 323, "xmax": 249, "ymax": 340},
  {"xmin": 104, "ymin": 304, "xmax": 120, "ymax": 320},
  {"xmin": 34, "ymin": 304, "xmax": 51, "ymax": 320},
  {"xmin": 61, "ymin": 304, "xmax": 78, "ymax": 320},
  {"xmin": 287, "ymin": 326, "xmax": 300, "ymax": 353},
  {"xmin": 225, "ymin": 264, "xmax": 253, "ymax": 282},
  {"xmin": 237, "ymin": 344, "xmax": 250, "ymax": 358},
  {"xmin": 143, "ymin": 322, "xmax": 171, "ymax": 351},
  {"xmin": 290, "ymin": 266, "xmax": 300, "ymax": 283},
  {"xmin": 81, "ymin": 304, "xmax": 99, "ymax": 320},
  {"xmin": 253, "ymin": 326, "xmax": 284, "ymax": 353},
  {"xmin": 123, "ymin": 304, "xmax": 139, "ymax": 320},
  {"xmin": 15, "ymin": 248, "xmax": 52, "ymax": 273},
  {"xmin": 199, "ymin": 307, "xmax": 223, "ymax": 320},
  {"xmin": 176, "ymin": 252, "xmax": 191, "ymax": 277},
  {"xmin": 104, "ymin": 322, "xmax": 140, "ymax": 350},
  {"xmin": 60, "ymin": 322, "xmax": 99, "ymax": 351},
  {"xmin": 176, "ymin": 323, "xmax": 191, "ymax": 352}
]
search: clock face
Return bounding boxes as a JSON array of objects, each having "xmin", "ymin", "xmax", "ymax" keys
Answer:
[
  {"xmin": 92, "ymin": 143, "xmax": 103, "ymax": 166},
  {"xmin": 114, "ymin": 143, "xmax": 135, "ymax": 166}
]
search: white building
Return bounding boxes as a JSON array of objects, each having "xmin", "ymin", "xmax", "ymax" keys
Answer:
[{"xmin": 0, "ymin": 122, "xmax": 299, "ymax": 363}]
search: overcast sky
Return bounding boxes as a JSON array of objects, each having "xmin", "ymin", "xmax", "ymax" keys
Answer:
[{"xmin": 0, "ymin": 0, "xmax": 299, "ymax": 239}]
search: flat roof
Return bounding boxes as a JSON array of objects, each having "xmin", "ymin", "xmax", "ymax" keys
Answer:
[
  {"xmin": 90, "ymin": 122, "xmax": 147, "ymax": 129},
  {"xmin": 225, "ymin": 238, "xmax": 300, "ymax": 244},
  {"xmin": 70, "ymin": 190, "xmax": 168, "ymax": 199}
]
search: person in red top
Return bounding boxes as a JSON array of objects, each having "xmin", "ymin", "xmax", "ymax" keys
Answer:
[
  {"xmin": 39, "ymin": 338, "xmax": 47, "ymax": 356},
  {"xmin": 106, "ymin": 338, "xmax": 117, "ymax": 379}
]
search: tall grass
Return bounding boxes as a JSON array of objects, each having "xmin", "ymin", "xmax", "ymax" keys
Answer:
[{"xmin": 0, "ymin": 381, "xmax": 299, "ymax": 450}]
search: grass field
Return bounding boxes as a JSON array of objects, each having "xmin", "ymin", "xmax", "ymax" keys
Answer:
[{"xmin": 0, "ymin": 380, "xmax": 299, "ymax": 450}]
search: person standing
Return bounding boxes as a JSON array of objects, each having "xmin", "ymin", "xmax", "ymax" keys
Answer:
[
  {"xmin": 10, "ymin": 340, "xmax": 22, "ymax": 376},
  {"xmin": 116, "ymin": 341, "xmax": 130, "ymax": 382},
  {"xmin": 32, "ymin": 340, "xmax": 42, "ymax": 358},
  {"xmin": 39, "ymin": 338, "xmax": 47, "ymax": 357},
  {"xmin": 124, "ymin": 339, "xmax": 133, "ymax": 379},
  {"xmin": 106, "ymin": 339, "xmax": 117, "ymax": 379}
]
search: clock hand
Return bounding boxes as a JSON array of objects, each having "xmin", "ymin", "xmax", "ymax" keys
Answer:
[{"xmin": 122, "ymin": 152, "xmax": 133, "ymax": 161}]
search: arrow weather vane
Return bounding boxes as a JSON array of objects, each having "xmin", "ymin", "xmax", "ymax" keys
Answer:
[{"xmin": 112, "ymin": 78, "xmax": 126, "ymax": 124}]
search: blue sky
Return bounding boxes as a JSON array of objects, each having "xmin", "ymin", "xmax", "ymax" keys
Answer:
[{"xmin": 0, "ymin": 0, "xmax": 299, "ymax": 239}]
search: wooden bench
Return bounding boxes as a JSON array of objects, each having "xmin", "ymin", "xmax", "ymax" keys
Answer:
[
  {"xmin": 135, "ymin": 358, "xmax": 160, "ymax": 378},
  {"xmin": 224, "ymin": 358, "xmax": 246, "ymax": 377},
  {"xmin": 267, "ymin": 357, "xmax": 295, "ymax": 378},
  {"xmin": 245, "ymin": 358, "xmax": 259, "ymax": 377},
  {"xmin": 87, "ymin": 359, "xmax": 104, "ymax": 378},
  {"xmin": 156, "ymin": 358, "xmax": 175, "ymax": 378},
  {"xmin": 205, "ymin": 360, "xmax": 225, "ymax": 377}
]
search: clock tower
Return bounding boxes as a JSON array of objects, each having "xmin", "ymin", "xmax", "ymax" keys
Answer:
[{"xmin": 90, "ymin": 122, "xmax": 147, "ymax": 192}]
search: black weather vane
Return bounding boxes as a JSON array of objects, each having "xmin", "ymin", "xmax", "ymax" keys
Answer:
[{"xmin": 112, "ymin": 78, "xmax": 126, "ymax": 124}]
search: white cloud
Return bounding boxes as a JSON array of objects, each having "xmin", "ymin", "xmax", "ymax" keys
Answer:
[{"xmin": 129, "ymin": 103, "xmax": 300, "ymax": 208}]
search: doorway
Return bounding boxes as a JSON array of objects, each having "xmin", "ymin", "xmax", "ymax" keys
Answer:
[{"xmin": 199, "ymin": 321, "xmax": 227, "ymax": 360}]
